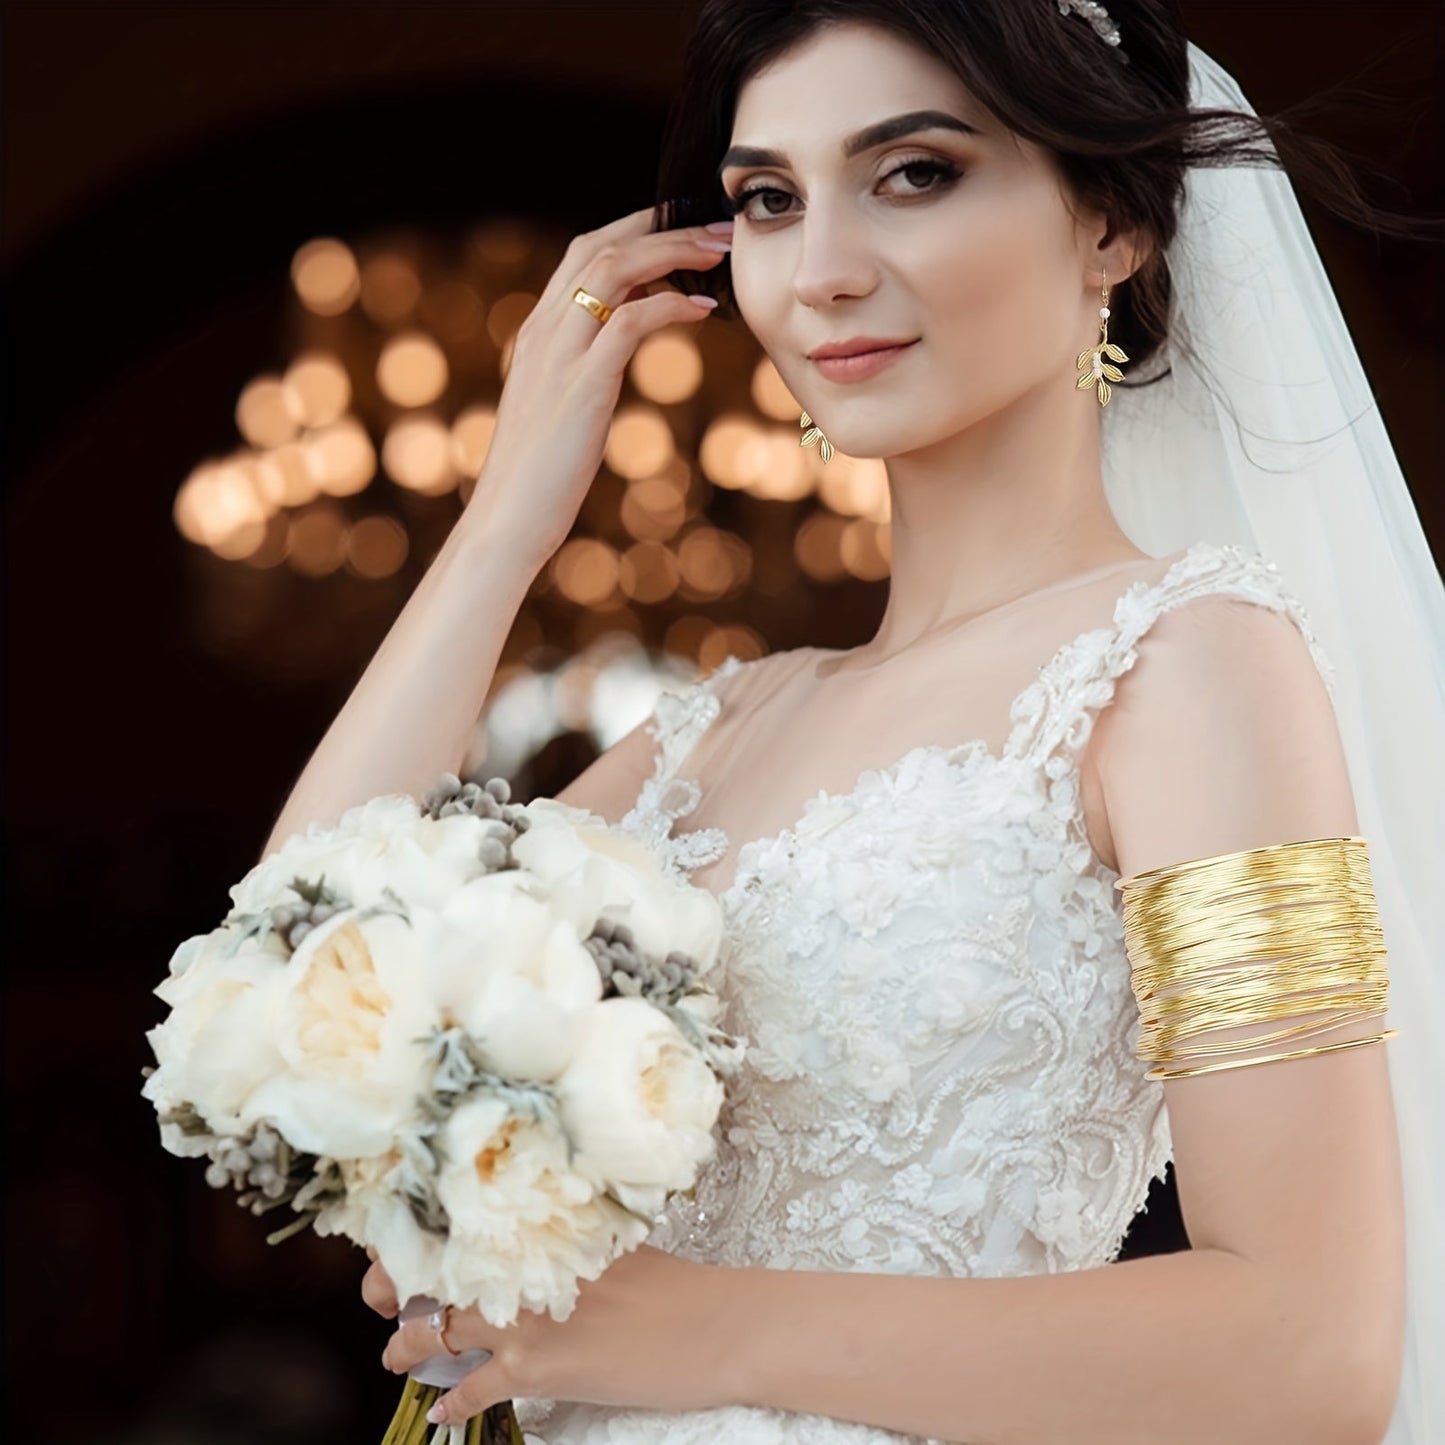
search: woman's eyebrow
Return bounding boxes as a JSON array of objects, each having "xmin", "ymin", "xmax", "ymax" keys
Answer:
[{"xmin": 717, "ymin": 108, "xmax": 981, "ymax": 179}]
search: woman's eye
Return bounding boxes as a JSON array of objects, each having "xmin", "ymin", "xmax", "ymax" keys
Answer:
[{"xmin": 725, "ymin": 158, "xmax": 960, "ymax": 222}]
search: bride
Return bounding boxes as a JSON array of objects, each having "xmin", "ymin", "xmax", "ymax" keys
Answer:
[{"xmin": 265, "ymin": 2, "xmax": 1442, "ymax": 1441}]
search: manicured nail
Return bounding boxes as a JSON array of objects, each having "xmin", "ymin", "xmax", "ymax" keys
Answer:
[
  {"xmin": 427, "ymin": 1402, "xmax": 447, "ymax": 1424},
  {"xmin": 695, "ymin": 239, "xmax": 731, "ymax": 252},
  {"xmin": 686, "ymin": 295, "xmax": 719, "ymax": 309},
  {"xmin": 705, "ymin": 220, "xmax": 735, "ymax": 233}
]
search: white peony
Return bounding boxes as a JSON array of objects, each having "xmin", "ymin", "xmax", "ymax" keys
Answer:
[
  {"xmin": 511, "ymin": 798, "xmax": 723, "ymax": 970},
  {"xmin": 313, "ymin": 1150, "xmax": 448, "ymax": 1307},
  {"xmin": 228, "ymin": 793, "xmax": 494, "ymax": 917},
  {"xmin": 142, "ymin": 925, "xmax": 289, "ymax": 1136},
  {"xmin": 553, "ymin": 996, "xmax": 724, "ymax": 1192},
  {"xmin": 431, "ymin": 1095, "xmax": 650, "ymax": 1326},
  {"xmin": 238, "ymin": 909, "xmax": 440, "ymax": 1158},
  {"xmin": 419, "ymin": 873, "xmax": 603, "ymax": 1083}
]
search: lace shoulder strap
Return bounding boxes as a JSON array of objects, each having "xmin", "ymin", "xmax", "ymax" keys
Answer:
[
  {"xmin": 1007, "ymin": 539, "xmax": 1339, "ymax": 769},
  {"xmin": 615, "ymin": 654, "xmax": 752, "ymax": 881}
]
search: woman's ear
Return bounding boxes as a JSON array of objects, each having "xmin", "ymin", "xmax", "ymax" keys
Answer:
[{"xmin": 1095, "ymin": 222, "xmax": 1152, "ymax": 288}]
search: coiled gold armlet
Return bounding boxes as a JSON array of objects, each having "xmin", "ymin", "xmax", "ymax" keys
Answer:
[{"xmin": 1114, "ymin": 836, "xmax": 1398, "ymax": 1080}]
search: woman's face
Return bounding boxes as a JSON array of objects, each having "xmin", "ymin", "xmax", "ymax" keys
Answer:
[{"xmin": 721, "ymin": 21, "xmax": 1108, "ymax": 460}]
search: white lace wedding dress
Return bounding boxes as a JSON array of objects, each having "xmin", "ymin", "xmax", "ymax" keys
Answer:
[{"xmin": 514, "ymin": 539, "xmax": 1337, "ymax": 1445}]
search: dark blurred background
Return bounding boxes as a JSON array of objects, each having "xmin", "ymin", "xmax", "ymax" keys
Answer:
[{"xmin": 3, "ymin": 3, "xmax": 1441, "ymax": 1440}]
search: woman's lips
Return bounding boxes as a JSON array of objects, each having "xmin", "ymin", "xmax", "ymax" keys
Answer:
[{"xmin": 810, "ymin": 339, "xmax": 919, "ymax": 381}]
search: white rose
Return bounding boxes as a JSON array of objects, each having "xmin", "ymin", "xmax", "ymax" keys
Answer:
[
  {"xmin": 511, "ymin": 799, "xmax": 722, "ymax": 970},
  {"xmin": 142, "ymin": 926, "xmax": 289, "ymax": 1135},
  {"xmin": 418, "ymin": 873, "xmax": 602, "ymax": 1083},
  {"xmin": 553, "ymin": 997, "xmax": 724, "ymax": 1192},
  {"xmin": 431, "ymin": 1095, "xmax": 649, "ymax": 1326},
  {"xmin": 239, "ymin": 910, "xmax": 438, "ymax": 1158},
  {"xmin": 229, "ymin": 794, "xmax": 493, "ymax": 916}
]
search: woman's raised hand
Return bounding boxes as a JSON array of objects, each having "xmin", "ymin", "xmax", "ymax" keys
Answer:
[{"xmin": 465, "ymin": 205, "xmax": 733, "ymax": 567}]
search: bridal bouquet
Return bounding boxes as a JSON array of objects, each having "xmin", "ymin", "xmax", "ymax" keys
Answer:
[{"xmin": 141, "ymin": 772, "xmax": 747, "ymax": 1445}]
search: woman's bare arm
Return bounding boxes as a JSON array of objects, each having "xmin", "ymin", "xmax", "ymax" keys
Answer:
[{"xmin": 259, "ymin": 506, "xmax": 542, "ymax": 860}]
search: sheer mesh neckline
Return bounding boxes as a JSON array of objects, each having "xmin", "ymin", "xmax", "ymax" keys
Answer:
[
  {"xmin": 661, "ymin": 543, "xmax": 1204, "ymax": 905},
  {"xmin": 808, "ymin": 549, "xmax": 1174, "ymax": 682}
]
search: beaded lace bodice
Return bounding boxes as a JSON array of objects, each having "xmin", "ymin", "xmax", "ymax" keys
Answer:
[{"xmin": 516, "ymin": 540, "xmax": 1336, "ymax": 1445}]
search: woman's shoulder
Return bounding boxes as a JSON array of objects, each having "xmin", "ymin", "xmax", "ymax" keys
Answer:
[
  {"xmin": 1117, "ymin": 538, "xmax": 1337, "ymax": 699},
  {"xmin": 1089, "ymin": 543, "xmax": 1353, "ymax": 870},
  {"xmin": 696, "ymin": 645, "xmax": 813, "ymax": 696}
]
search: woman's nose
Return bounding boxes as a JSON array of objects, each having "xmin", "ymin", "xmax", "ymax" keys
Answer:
[{"xmin": 790, "ymin": 216, "xmax": 877, "ymax": 309}]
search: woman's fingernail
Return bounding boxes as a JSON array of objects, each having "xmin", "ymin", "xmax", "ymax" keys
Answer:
[
  {"xmin": 427, "ymin": 1402, "xmax": 448, "ymax": 1424},
  {"xmin": 695, "ymin": 239, "xmax": 731, "ymax": 252},
  {"xmin": 705, "ymin": 220, "xmax": 735, "ymax": 233}
]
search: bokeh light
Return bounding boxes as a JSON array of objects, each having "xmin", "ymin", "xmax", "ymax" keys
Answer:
[
  {"xmin": 467, "ymin": 220, "xmax": 534, "ymax": 270},
  {"xmin": 750, "ymin": 356, "xmax": 800, "ymax": 420},
  {"xmin": 631, "ymin": 331, "xmax": 704, "ymax": 404},
  {"xmin": 422, "ymin": 279, "xmax": 488, "ymax": 345},
  {"xmin": 677, "ymin": 525, "xmax": 750, "ymax": 601},
  {"xmin": 291, "ymin": 238, "xmax": 360, "ymax": 316},
  {"xmin": 605, "ymin": 405, "xmax": 675, "ymax": 480},
  {"xmin": 618, "ymin": 539, "xmax": 681, "ymax": 604},
  {"xmin": 697, "ymin": 621, "xmax": 767, "ymax": 671},
  {"xmin": 283, "ymin": 352, "xmax": 351, "ymax": 428},
  {"xmin": 174, "ymin": 459, "xmax": 268, "ymax": 548},
  {"xmin": 552, "ymin": 538, "xmax": 622, "ymax": 608},
  {"xmin": 699, "ymin": 412, "xmax": 770, "ymax": 491},
  {"xmin": 360, "ymin": 251, "xmax": 423, "ymax": 328},
  {"xmin": 248, "ymin": 444, "xmax": 318, "ymax": 510},
  {"xmin": 286, "ymin": 502, "xmax": 349, "ymax": 576},
  {"xmin": 236, "ymin": 376, "xmax": 300, "ymax": 449},
  {"xmin": 794, "ymin": 509, "xmax": 850, "ymax": 583},
  {"xmin": 305, "ymin": 417, "xmax": 377, "ymax": 497},
  {"xmin": 451, "ymin": 405, "xmax": 497, "ymax": 501},
  {"xmin": 486, "ymin": 291, "xmax": 538, "ymax": 348},
  {"xmin": 346, "ymin": 515, "xmax": 410, "ymax": 579},
  {"xmin": 381, "ymin": 414, "xmax": 457, "ymax": 494},
  {"xmin": 743, "ymin": 428, "xmax": 815, "ymax": 502},
  {"xmin": 377, "ymin": 331, "xmax": 449, "ymax": 408},
  {"xmin": 820, "ymin": 453, "xmax": 891, "ymax": 520},
  {"xmin": 840, "ymin": 517, "xmax": 892, "ymax": 580},
  {"xmin": 620, "ymin": 472, "xmax": 687, "ymax": 541}
]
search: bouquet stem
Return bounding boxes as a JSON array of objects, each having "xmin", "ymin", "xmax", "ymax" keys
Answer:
[{"xmin": 382, "ymin": 1376, "xmax": 525, "ymax": 1445}]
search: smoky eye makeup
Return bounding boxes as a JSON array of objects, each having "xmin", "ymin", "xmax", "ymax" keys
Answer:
[{"xmin": 721, "ymin": 154, "xmax": 964, "ymax": 221}]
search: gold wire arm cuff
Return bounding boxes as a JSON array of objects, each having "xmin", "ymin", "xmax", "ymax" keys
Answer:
[
  {"xmin": 1114, "ymin": 836, "xmax": 1398, "ymax": 1079},
  {"xmin": 1142, "ymin": 1028, "xmax": 1398, "ymax": 1080}
]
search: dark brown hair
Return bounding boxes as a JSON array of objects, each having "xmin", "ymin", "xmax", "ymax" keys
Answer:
[{"xmin": 653, "ymin": 0, "xmax": 1439, "ymax": 389}]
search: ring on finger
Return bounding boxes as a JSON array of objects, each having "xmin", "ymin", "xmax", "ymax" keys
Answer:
[
  {"xmin": 572, "ymin": 286, "xmax": 613, "ymax": 326},
  {"xmin": 428, "ymin": 1304, "xmax": 462, "ymax": 1357}
]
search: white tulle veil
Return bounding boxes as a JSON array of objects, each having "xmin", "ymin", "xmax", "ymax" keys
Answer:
[{"xmin": 1101, "ymin": 39, "xmax": 1444, "ymax": 1444}]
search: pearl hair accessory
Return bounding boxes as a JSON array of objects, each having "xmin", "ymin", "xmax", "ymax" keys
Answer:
[{"xmin": 1055, "ymin": 0, "xmax": 1129, "ymax": 64}]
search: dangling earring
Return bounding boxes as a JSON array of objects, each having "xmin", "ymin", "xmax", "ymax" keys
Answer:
[
  {"xmin": 1076, "ymin": 265, "xmax": 1128, "ymax": 406},
  {"xmin": 799, "ymin": 410, "xmax": 834, "ymax": 463}
]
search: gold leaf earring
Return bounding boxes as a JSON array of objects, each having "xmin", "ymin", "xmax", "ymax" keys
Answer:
[
  {"xmin": 799, "ymin": 410, "xmax": 834, "ymax": 463},
  {"xmin": 1075, "ymin": 265, "xmax": 1128, "ymax": 406}
]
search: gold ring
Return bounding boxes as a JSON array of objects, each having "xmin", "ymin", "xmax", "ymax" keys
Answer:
[{"xmin": 572, "ymin": 286, "xmax": 614, "ymax": 326}]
